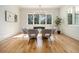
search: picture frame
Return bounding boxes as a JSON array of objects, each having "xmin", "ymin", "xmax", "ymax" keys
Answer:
[
  {"xmin": 5, "ymin": 10, "xmax": 17, "ymax": 22},
  {"xmin": 14, "ymin": 14, "xmax": 17, "ymax": 22}
]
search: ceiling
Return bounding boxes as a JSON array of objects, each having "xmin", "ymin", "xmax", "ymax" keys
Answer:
[{"xmin": 19, "ymin": 5, "xmax": 62, "ymax": 9}]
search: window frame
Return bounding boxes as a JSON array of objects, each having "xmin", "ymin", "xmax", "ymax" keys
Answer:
[
  {"xmin": 28, "ymin": 14, "xmax": 52, "ymax": 25},
  {"xmin": 67, "ymin": 6, "xmax": 79, "ymax": 25}
]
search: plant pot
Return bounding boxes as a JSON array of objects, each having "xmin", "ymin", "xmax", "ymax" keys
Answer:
[{"xmin": 57, "ymin": 31, "xmax": 61, "ymax": 34}]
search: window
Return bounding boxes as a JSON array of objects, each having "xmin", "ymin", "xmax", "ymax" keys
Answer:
[
  {"xmin": 67, "ymin": 6, "xmax": 79, "ymax": 25},
  {"xmin": 39, "ymin": 14, "xmax": 46, "ymax": 24},
  {"xmin": 68, "ymin": 13, "xmax": 72, "ymax": 24},
  {"xmin": 47, "ymin": 15, "xmax": 52, "ymax": 24},
  {"xmin": 34, "ymin": 14, "xmax": 39, "ymax": 24},
  {"xmin": 75, "ymin": 14, "xmax": 79, "ymax": 24},
  {"xmin": 28, "ymin": 14, "xmax": 33, "ymax": 24},
  {"xmin": 28, "ymin": 14, "xmax": 52, "ymax": 25},
  {"xmin": 75, "ymin": 6, "xmax": 79, "ymax": 24}
]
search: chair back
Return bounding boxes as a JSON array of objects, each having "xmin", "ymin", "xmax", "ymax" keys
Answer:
[
  {"xmin": 42, "ymin": 29, "xmax": 51, "ymax": 37},
  {"xmin": 22, "ymin": 28, "xmax": 28, "ymax": 34},
  {"xmin": 28, "ymin": 29, "xmax": 38, "ymax": 39}
]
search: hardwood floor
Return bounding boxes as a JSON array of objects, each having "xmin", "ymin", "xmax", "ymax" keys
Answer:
[{"xmin": 0, "ymin": 34, "xmax": 79, "ymax": 53}]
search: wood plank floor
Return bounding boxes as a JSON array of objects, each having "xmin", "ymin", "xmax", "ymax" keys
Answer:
[{"xmin": 0, "ymin": 34, "xmax": 79, "ymax": 53}]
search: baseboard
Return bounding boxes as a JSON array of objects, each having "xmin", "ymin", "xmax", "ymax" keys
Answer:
[
  {"xmin": 0, "ymin": 32, "xmax": 21, "ymax": 42},
  {"xmin": 63, "ymin": 33, "xmax": 79, "ymax": 42}
]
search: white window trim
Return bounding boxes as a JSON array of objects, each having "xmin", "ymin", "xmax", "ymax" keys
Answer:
[{"xmin": 27, "ymin": 13, "xmax": 53, "ymax": 25}]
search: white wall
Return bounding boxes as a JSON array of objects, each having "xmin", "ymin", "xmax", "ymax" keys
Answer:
[
  {"xmin": 60, "ymin": 6, "xmax": 79, "ymax": 40},
  {"xmin": 1, "ymin": 5, "xmax": 79, "ymax": 41},
  {"xmin": 0, "ymin": 5, "xmax": 20, "ymax": 40},
  {"xmin": 20, "ymin": 8, "xmax": 59, "ymax": 30}
]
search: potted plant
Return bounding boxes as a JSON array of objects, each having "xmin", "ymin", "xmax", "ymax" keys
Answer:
[{"xmin": 55, "ymin": 16, "xmax": 62, "ymax": 34}]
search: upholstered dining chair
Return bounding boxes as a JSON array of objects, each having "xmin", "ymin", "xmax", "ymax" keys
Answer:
[
  {"xmin": 28, "ymin": 29, "xmax": 38, "ymax": 39},
  {"xmin": 22, "ymin": 28, "xmax": 28, "ymax": 34},
  {"xmin": 22, "ymin": 28, "xmax": 29, "ymax": 41},
  {"xmin": 42, "ymin": 29, "xmax": 52, "ymax": 39}
]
